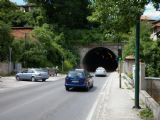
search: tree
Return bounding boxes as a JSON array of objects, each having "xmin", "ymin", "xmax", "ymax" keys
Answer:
[
  {"xmin": 124, "ymin": 21, "xmax": 160, "ymax": 77},
  {"xmin": 0, "ymin": 21, "xmax": 13, "ymax": 61},
  {"xmin": 0, "ymin": 0, "xmax": 17, "ymax": 25},
  {"xmin": 89, "ymin": 1, "xmax": 146, "ymax": 32},
  {"xmin": 143, "ymin": 40, "xmax": 160, "ymax": 77},
  {"xmin": 27, "ymin": 0, "xmax": 91, "ymax": 29},
  {"xmin": 32, "ymin": 24, "xmax": 65, "ymax": 66}
]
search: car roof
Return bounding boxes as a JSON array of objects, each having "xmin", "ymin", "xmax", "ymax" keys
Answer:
[{"xmin": 96, "ymin": 67, "xmax": 105, "ymax": 69}]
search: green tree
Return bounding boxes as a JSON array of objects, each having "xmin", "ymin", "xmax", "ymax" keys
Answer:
[
  {"xmin": 0, "ymin": 21, "xmax": 13, "ymax": 61},
  {"xmin": 27, "ymin": 0, "xmax": 91, "ymax": 29},
  {"xmin": 32, "ymin": 24, "xmax": 65, "ymax": 66},
  {"xmin": 0, "ymin": 0, "xmax": 17, "ymax": 25},
  {"xmin": 124, "ymin": 21, "xmax": 160, "ymax": 77},
  {"xmin": 143, "ymin": 41, "xmax": 160, "ymax": 77},
  {"xmin": 12, "ymin": 38, "xmax": 48, "ymax": 67},
  {"xmin": 88, "ymin": 0, "xmax": 159, "ymax": 42}
]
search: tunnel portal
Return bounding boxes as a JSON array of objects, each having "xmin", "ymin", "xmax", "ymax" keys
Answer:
[{"xmin": 82, "ymin": 47, "xmax": 118, "ymax": 72}]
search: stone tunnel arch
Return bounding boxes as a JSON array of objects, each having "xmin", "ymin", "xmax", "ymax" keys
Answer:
[{"xmin": 82, "ymin": 47, "xmax": 118, "ymax": 72}]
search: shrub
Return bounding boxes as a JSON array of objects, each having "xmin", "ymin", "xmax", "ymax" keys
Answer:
[{"xmin": 63, "ymin": 60, "xmax": 73, "ymax": 72}]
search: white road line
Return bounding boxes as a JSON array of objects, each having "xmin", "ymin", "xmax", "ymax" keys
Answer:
[{"xmin": 86, "ymin": 73, "xmax": 112, "ymax": 120}]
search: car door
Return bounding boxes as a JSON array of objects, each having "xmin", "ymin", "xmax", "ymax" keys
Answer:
[
  {"xmin": 26, "ymin": 69, "xmax": 34, "ymax": 80},
  {"xmin": 20, "ymin": 70, "xmax": 28, "ymax": 79}
]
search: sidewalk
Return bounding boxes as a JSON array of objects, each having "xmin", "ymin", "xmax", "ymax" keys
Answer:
[{"xmin": 92, "ymin": 72, "xmax": 143, "ymax": 120}]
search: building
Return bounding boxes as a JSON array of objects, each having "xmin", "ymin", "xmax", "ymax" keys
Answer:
[{"xmin": 11, "ymin": 27, "xmax": 33, "ymax": 40}]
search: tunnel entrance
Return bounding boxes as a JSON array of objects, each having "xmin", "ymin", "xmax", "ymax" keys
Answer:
[{"xmin": 82, "ymin": 47, "xmax": 118, "ymax": 72}]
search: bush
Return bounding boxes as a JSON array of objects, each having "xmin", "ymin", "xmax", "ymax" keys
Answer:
[{"xmin": 63, "ymin": 60, "xmax": 73, "ymax": 72}]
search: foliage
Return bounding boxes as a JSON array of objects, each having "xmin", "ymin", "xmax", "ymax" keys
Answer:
[
  {"xmin": 27, "ymin": 0, "xmax": 91, "ymax": 29},
  {"xmin": 0, "ymin": 0, "xmax": 45, "ymax": 27},
  {"xmin": 31, "ymin": 24, "xmax": 78, "ymax": 68},
  {"xmin": 0, "ymin": 0, "xmax": 17, "ymax": 25},
  {"xmin": 63, "ymin": 28, "xmax": 104, "ymax": 46},
  {"xmin": 88, "ymin": 0, "xmax": 147, "ymax": 33},
  {"xmin": 63, "ymin": 60, "xmax": 73, "ymax": 72},
  {"xmin": 144, "ymin": 41, "xmax": 160, "ymax": 77},
  {"xmin": 0, "ymin": 21, "xmax": 13, "ymax": 61},
  {"xmin": 123, "ymin": 21, "xmax": 160, "ymax": 77},
  {"xmin": 23, "ymin": 7, "xmax": 46, "ymax": 27},
  {"xmin": 88, "ymin": 0, "xmax": 160, "ymax": 44},
  {"xmin": 31, "ymin": 24, "xmax": 63, "ymax": 66},
  {"xmin": 139, "ymin": 107, "xmax": 153, "ymax": 119},
  {"xmin": 123, "ymin": 22, "xmax": 152, "ymax": 58},
  {"xmin": 12, "ymin": 39, "xmax": 48, "ymax": 67}
]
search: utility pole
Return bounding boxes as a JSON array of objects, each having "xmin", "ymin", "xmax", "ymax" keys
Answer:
[
  {"xmin": 9, "ymin": 47, "xmax": 12, "ymax": 73},
  {"xmin": 62, "ymin": 56, "xmax": 64, "ymax": 72}
]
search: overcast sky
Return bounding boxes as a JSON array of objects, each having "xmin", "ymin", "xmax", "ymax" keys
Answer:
[{"xmin": 10, "ymin": 0, "xmax": 26, "ymax": 5}]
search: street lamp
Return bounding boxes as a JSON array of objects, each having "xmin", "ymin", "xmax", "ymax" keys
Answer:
[
  {"xmin": 118, "ymin": 42, "xmax": 122, "ymax": 88},
  {"xmin": 134, "ymin": 14, "xmax": 141, "ymax": 109}
]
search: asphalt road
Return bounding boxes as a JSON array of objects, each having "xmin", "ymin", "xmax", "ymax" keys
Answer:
[{"xmin": 0, "ymin": 75, "xmax": 109, "ymax": 120}]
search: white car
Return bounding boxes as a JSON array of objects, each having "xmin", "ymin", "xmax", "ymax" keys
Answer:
[{"xmin": 95, "ymin": 67, "xmax": 107, "ymax": 77}]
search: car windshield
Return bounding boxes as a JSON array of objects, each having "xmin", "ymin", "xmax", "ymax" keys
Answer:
[{"xmin": 68, "ymin": 71, "xmax": 84, "ymax": 78}]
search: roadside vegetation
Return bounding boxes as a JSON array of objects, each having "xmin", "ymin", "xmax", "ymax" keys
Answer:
[
  {"xmin": 139, "ymin": 107, "xmax": 154, "ymax": 120},
  {"xmin": 0, "ymin": 0, "xmax": 160, "ymax": 75}
]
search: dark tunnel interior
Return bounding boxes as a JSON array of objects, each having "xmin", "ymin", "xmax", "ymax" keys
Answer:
[{"xmin": 82, "ymin": 47, "xmax": 118, "ymax": 72}]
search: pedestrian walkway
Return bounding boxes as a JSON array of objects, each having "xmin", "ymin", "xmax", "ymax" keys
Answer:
[{"xmin": 92, "ymin": 72, "xmax": 142, "ymax": 120}]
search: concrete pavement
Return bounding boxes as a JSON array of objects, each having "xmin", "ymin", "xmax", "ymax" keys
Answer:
[{"xmin": 91, "ymin": 72, "xmax": 143, "ymax": 120}]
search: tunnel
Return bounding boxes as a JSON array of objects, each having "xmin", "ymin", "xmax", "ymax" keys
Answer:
[{"xmin": 82, "ymin": 47, "xmax": 118, "ymax": 72}]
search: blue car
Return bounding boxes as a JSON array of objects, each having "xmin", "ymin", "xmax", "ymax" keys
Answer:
[{"xmin": 65, "ymin": 69, "xmax": 93, "ymax": 91}]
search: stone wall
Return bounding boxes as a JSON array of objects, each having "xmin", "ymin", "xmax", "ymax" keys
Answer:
[
  {"xmin": 0, "ymin": 62, "xmax": 11, "ymax": 75},
  {"xmin": 0, "ymin": 62, "xmax": 22, "ymax": 75},
  {"xmin": 145, "ymin": 77, "xmax": 160, "ymax": 103}
]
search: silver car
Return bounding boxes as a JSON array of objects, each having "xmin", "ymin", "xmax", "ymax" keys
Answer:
[
  {"xmin": 16, "ymin": 68, "xmax": 49, "ymax": 82},
  {"xmin": 95, "ymin": 67, "xmax": 107, "ymax": 77}
]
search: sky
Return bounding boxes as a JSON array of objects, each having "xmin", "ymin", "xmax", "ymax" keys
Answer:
[
  {"xmin": 142, "ymin": 2, "xmax": 160, "ymax": 20},
  {"xmin": 10, "ymin": 0, "xmax": 26, "ymax": 5}
]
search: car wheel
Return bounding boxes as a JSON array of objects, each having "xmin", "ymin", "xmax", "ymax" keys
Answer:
[
  {"xmin": 42, "ymin": 79, "xmax": 46, "ymax": 82},
  {"xmin": 31, "ymin": 77, "xmax": 36, "ymax": 82},
  {"xmin": 16, "ymin": 76, "xmax": 20, "ymax": 81},
  {"xmin": 65, "ymin": 87, "xmax": 70, "ymax": 91}
]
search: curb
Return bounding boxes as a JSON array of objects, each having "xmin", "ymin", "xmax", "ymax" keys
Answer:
[{"xmin": 140, "ymin": 90, "xmax": 160, "ymax": 120}]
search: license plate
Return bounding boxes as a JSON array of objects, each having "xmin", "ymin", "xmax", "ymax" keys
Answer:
[{"xmin": 71, "ymin": 80, "xmax": 79, "ymax": 83}]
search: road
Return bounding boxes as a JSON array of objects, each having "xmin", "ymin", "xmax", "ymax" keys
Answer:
[{"xmin": 0, "ymin": 75, "xmax": 110, "ymax": 120}]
